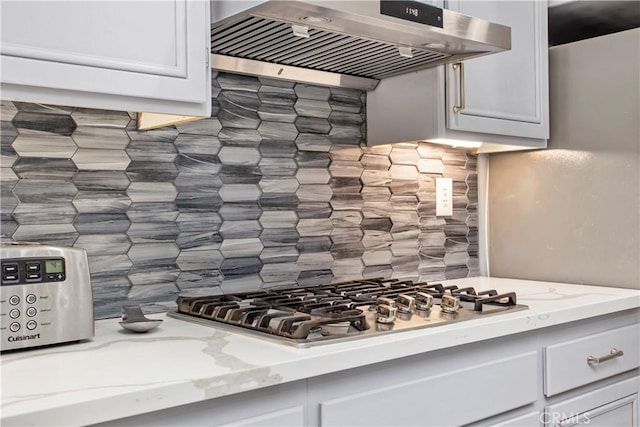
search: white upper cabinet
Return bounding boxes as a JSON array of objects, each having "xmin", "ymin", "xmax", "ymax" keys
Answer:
[
  {"xmin": 367, "ymin": 0, "xmax": 548, "ymax": 153},
  {"xmin": 0, "ymin": 0, "xmax": 211, "ymax": 116},
  {"xmin": 445, "ymin": 0, "xmax": 549, "ymax": 140}
]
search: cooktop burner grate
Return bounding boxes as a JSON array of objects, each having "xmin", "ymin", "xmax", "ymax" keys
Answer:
[{"xmin": 168, "ymin": 278, "xmax": 527, "ymax": 347}]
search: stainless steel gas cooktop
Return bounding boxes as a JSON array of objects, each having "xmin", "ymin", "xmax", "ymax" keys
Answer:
[{"xmin": 168, "ymin": 278, "xmax": 527, "ymax": 347}]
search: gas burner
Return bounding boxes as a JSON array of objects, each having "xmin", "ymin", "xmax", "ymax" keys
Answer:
[{"xmin": 168, "ymin": 278, "xmax": 527, "ymax": 347}]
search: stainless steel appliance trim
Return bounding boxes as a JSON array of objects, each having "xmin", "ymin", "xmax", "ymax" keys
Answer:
[
  {"xmin": 212, "ymin": 54, "xmax": 379, "ymax": 91},
  {"xmin": 0, "ymin": 243, "xmax": 94, "ymax": 351},
  {"xmin": 168, "ymin": 302, "xmax": 529, "ymax": 348},
  {"xmin": 211, "ymin": 0, "xmax": 511, "ymax": 87}
]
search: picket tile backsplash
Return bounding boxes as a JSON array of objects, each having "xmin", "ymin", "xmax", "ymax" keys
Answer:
[{"xmin": 0, "ymin": 73, "xmax": 478, "ymax": 319}]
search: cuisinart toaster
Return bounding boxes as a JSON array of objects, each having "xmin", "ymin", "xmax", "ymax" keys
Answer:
[{"xmin": 1, "ymin": 243, "xmax": 94, "ymax": 351}]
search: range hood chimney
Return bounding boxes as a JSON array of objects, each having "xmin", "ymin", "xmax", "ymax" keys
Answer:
[{"xmin": 211, "ymin": 0, "xmax": 511, "ymax": 91}]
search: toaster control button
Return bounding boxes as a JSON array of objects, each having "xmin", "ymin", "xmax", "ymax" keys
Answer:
[
  {"xmin": 26, "ymin": 263, "xmax": 41, "ymax": 272},
  {"xmin": 26, "ymin": 272, "xmax": 42, "ymax": 281},
  {"xmin": 3, "ymin": 264, "xmax": 18, "ymax": 273},
  {"xmin": 26, "ymin": 307, "xmax": 37, "ymax": 317},
  {"xmin": 2, "ymin": 273, "xmax": 19, "ymax": 282},
  {"xmin": 26, "ymin": 294, "xmax": 37, "ymax": 304},
  {"xmin": 9, "ymin": 295, "xmax": 20, "ymax": 305},
  {"xmin": 26, "ymin": 320, "xmax": 37, "ymax": 330},
  {"xmin": 9, "ymin": 322, "xmax": 20, "ymax": 332},
  {"xmin": 9, "ymin": 309, "xmax": 20, "ymax": 319}
]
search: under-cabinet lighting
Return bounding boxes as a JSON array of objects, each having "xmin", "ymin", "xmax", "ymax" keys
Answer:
[{"xmin": 425, "ymin": 138, "xmax": 483, "ymax": 149}]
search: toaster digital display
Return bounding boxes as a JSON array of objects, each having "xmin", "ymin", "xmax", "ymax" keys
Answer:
[{"xmin": 45, "ymin": 259, "xmax": 64, "ymax": 274}]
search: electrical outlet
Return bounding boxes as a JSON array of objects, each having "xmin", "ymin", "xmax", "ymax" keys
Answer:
[{"xmin": 436, "ymin": 178, "xmax": 453, "ymax": 217}]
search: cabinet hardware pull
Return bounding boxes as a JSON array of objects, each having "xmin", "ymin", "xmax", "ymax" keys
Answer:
[
  {"xmin": 452, "ymin": 62, "xmax": 465, "ymax": 113},
  {"xmin": 587, "ymin": 348, "xmax": 624, "ymax": 365}
]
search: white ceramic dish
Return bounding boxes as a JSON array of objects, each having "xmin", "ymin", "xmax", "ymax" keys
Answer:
[{"xmin": 119, "ymin": 319, "xmax": 162, "ymax": 333}]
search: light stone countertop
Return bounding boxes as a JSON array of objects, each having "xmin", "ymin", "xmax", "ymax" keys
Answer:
[{"xmin": 2, "ymin": 277, "xmax": 639, "ymax": 426}]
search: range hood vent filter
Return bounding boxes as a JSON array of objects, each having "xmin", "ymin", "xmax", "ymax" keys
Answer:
[{"xmin": 212, "ymin": 16, "xmax": 450, "ymax": 80}]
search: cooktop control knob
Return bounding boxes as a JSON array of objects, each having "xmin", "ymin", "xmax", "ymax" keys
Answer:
[
  {"xmin": 415, "ymin": 292, "xmax": 434, "ymax": 311},
  {"xmin": 376, "ymin": 297, "xmax": 397, "ymax": 324},
  {"xmin": 396, "ymin": 294, "xmax": 416, "ymax": 313},
  {"xmin": 440, "ymin": 293, "xmax": 460, "ymax": 313}
]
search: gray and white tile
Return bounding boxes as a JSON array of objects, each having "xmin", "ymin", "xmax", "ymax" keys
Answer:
[
  {"xmin": 176, "ymin": 249, "xmax": 224, "ymax": 271},
  {"xmin": 260, "ymin": 246, "xmax": 299, "ymax": 264},
  {"xmin": 12, "ymin": 131, "xmax": 77, "ymax": 158},
  {"xmin": 259, "ymin": 158, "xmax": 298, "ymax": 176},
  {"xmin": 128, "ymin": 222, "xmax": 180, "ymax": 243},
  {"xmin": 219, "ymin": 202, "xmax": 262, "ymax": 220},
  {"xmin": 175, "ymin": 118, "xmax": 222, "ymax": 136},
  {"xmin": 75, "ymin": 234, "xmax": 131, "ymax": 256},
  {"xmin": 127, "ymin": 161, "xmax": 179, "ymax": 182},
  {"xmin": 73, "ymin": 148, "xmax": 131, "ymax": 171},
  {"xmin": 127, "ymin": 202, "xmax": 179, "ymax": 223},
  {"xmin": 220, "ymin": 238, "xmax": 263, "ymax": 258},
  {"xmin": 74, "ymin": 171, "xmax": 130, "ymax": 191},
  {"xmin": 13, "ymin": 202, "xmax": 76, "ymax": 225},
  {"xmin": 13, "ymin": 111, "xmax": 77, "ymax": 136},
  {"xmin": 297, "ymin": 202, "xmax": 332, "ymax": 219},
  {"xmin": 74, "ymin": 213, "xmax": 131, "ymax": 234},
  {"xmin": 220, "ymin": 220, "xmax": 262, "ymax": 239},
  {"xmin": 177, "ymin": 270, "xmax": 223, "ymax": 290},
  {"xmin": 13, "ymin": 158, "xmax": 77, "ymax": 181},
  {"xmin": 221, "ymin": 257, "xmax": 263, "ymax": 277},
  {"xmin": 259, "ymin": 263, "xmax": 299, "ymax": 284},
  {"xmin": 72, "ymin": 108, "xmax": 131, "ymax": 128},
  {"xmin": 73, "ymin": 127, "xmax": 130, "ymax": 150},
  {"xmin": 13, "ymin": 224, "xmax": 78, "ymax": 246},
  {"xmin": 258, "ymin": 121, "xmax": 298, "ymax": 141},
  {"xmin": 73, "ymin": 191, "xmax": 131, "ymax": 214},
  {"xmin": 12, "ymin": 180, "xmax": 77, "ymax": 203},
  {"xmin": 260, "ymin": 228, "xmax": 299, "ymax": 247}
]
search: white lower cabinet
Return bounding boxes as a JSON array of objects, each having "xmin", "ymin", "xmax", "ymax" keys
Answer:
[
  {"xmin": 544, "ymin": 377, "xmax": 639, "ymax": 427},
  {"xmin": 490, "ymin": 411, "xmax": 542, "ymax": 427},
  {"xmin": 544, "ymin": 324, "xmax": 640, "ymax": 397},
  {"xmin": 91, "ymin": 381, "xmax": 307, "ymax": 427},
  {"xmin": 542, "ymin": 323, "xmax": 640, "ymax": 427},
  {"xmin": 307, "ymin": 350, "xmax": 538, "ymax": 426}
]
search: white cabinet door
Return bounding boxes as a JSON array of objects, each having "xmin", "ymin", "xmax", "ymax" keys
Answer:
[
  {"xmin": 92, "ymin": 381, "xmax": 306, "ymax": 427},
  {"xmin": 544, "ymin": 377, "xmax": 639, "ymax": 427},
  {"xmin": 489, "ymin": 411, "xmax": 541, "ymax": 427},
  {"xmin": 445, "ymin": 0, "xmax": 548, "ymax": 140},
  {"xmin": 0, "ymin": 0, "xmax": 211, "ymax": 116}
]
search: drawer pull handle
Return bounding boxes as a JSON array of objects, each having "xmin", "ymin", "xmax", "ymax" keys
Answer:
[{"xmin": 587, "ymin": 348, "xmax": 624, "ymax": 365}]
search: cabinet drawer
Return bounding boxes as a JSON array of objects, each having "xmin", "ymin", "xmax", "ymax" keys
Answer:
[
  {"xmin": 544, "ymin": 377, "xmax": 639, "ymax": 427},
  {"xmin": 544, "ymin": 324, "xmax": 640, "ymax": 397},
  {"xmin": 319, "ymin": 352, "xmax": 538, "ymax": 426}
]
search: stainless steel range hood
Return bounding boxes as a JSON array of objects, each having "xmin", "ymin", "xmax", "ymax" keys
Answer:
[{"xmin": 211, "ymin": 0, "xmax": 511, "ymax": 91}]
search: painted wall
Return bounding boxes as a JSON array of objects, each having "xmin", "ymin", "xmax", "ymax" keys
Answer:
[
  {"xmin": 488, "ymin": 29, "xmax": 640, "ymax": 289},
  {"xmin": 1, "ymin": 72, "xmax": 480, "ymax": 318}
]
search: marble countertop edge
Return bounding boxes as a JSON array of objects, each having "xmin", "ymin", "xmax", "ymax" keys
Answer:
[{"xmin": 1, "ymin": 277, "xmax": 639, "ymax": 426}]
